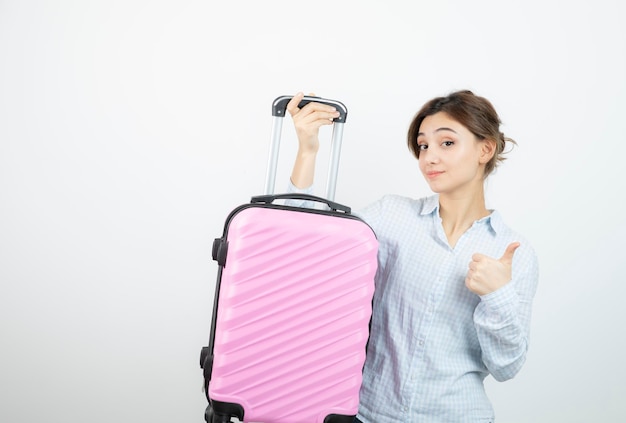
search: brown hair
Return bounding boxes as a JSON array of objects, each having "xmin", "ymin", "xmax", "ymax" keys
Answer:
[{"xmin": 407, "ymin": 90, "xmax": 515, "ymax": 177}]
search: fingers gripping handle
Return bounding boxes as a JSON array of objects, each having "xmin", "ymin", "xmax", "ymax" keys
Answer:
[
  {"xmin": 265, "ymin": 95, "xmax": 348, "ymax": 201},
  {"xmin": 272, "ymin": 95, "xmax": 348, "ymax": 122}
]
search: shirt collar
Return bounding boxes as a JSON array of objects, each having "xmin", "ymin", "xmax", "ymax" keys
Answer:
[
  {"xmin": 420, "ymin": 194, "xmax": 440, "ymax": 216},
  {"xmin": 420, "ymin": 194, "xmax": 503, "ymax": 235},
  {"xmin": 483, "ymin": 209, "xmax": 504, "ymax": 235}
]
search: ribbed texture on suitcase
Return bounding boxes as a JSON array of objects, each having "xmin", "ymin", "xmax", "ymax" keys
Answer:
[{"xmin": 209, "ymin": 207, "xmax": 377, "ymax": 423}]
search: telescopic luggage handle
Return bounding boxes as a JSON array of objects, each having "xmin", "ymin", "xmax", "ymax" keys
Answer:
[
  {"xmin": 271, "ymin": 96, "xmax": 348, "ymax": 122},
  {"xmin": 265, "ymin": 95, "xmax": 348, "ymax": 201}
]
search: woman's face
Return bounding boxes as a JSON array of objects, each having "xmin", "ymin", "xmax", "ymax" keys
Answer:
[{"xmin": 416, "ymin": 112, "xmax": 490, "ymax": 196}]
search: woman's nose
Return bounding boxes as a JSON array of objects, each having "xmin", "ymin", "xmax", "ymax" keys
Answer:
[{"xmin": 425, "ymin": 151, "xmax": 440, "ymax": 163}]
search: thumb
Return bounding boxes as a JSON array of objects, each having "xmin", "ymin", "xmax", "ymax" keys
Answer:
[{"xmin": 499, "ymin": 242, "xmax": 520, "ymax": 264}]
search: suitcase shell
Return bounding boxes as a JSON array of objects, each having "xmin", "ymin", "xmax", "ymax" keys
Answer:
[
  {"xmin": 207, "ymin": 200, "xmax": 377, "ymax": 422},
  {"xmin": 201, "ymin": 96, "xmax": 377, "ymax": 423}
]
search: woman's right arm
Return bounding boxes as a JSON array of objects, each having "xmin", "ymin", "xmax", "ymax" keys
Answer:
[{"xmin": 286, "ymin": 92, "xmax": 341, "ymax": 189}]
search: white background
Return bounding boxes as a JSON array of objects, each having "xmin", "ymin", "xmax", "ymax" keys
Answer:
[{"xmin": 1, "ymin": 1, "xmax": 625, "ymax": 422}]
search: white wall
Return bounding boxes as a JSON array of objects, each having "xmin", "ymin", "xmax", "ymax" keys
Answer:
[{"xmin": 1, "ymin": 1, "xmax": 624, "ymax": 422}]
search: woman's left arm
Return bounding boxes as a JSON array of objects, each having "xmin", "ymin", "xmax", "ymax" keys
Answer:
[{"xmin": 470, "ymin": 244, "xmax": 539, "ymax": 381}]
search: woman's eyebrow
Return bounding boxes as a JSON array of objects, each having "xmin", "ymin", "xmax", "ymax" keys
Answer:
[{"xmin": 417, "ymin": 127, "xmax": 458, "ymax": 137}]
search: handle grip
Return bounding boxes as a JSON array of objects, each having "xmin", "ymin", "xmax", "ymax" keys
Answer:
[
  {"xmin": 265, "ymin": 95, "xmax": 347, "ymax": 202},
  {"xmin": 251, "ymin": 193, "xmax": 351, "ymax": 214},
  {"xmin": 271, "ymin": 95, "xmax": 348, "ymax": 123}
]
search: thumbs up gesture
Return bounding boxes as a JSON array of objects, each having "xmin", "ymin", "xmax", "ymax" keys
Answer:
[{"xmin": 465, "ymin": 242, "xmax": 520, "ymax": 296}]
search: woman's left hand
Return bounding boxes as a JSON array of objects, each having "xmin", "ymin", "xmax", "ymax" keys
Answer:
[{"xmin": 465, "ymin": 242, "xmax": 520, "ymax": 296}]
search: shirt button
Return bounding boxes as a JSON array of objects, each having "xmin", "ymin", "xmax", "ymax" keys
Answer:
[{"xmin": 419, "ymin": 340, "xmax": 425, "ymax": 346}]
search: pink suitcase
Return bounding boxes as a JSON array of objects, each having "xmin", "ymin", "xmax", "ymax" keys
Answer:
[{"xmin": 200, "ymin": 96, "xmax": 378, "ymax": 423}]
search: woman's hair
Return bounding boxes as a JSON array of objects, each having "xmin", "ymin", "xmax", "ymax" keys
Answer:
[{"xmin": 407, "ymin": 90, "xmax": 515, "ymax": 177}]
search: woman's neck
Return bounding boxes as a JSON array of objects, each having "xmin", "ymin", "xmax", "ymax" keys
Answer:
[{"xmin": 438, "ymin": 188, "xmax": 490, "ymax": 248}]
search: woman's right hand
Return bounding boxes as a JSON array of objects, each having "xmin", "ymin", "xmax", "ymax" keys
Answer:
[
  {"xmin": 286, "ymin": 92, "xmax": 340, "ymax": 155},
  {"xmin": 287, "ymin": 92, "xmax": 340, "ymax": 189}
]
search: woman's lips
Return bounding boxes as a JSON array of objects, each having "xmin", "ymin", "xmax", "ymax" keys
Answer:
[{"xmin": 426, "ymin": 170, "xmax": 444, "ymax": 179}]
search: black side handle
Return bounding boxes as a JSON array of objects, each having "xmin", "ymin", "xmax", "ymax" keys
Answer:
[
  {"xmin": 251, "ymin": 193, "xmax": 351, "ymax": 214},
  {"xmin": 271, "ymin": 95, "xmax": 348, "ymax": 123}
]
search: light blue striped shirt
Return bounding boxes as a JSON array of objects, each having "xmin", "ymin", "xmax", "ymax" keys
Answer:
[{"xmin": 287, "ymin": 184, "xmax": 539, "ymax": 423}]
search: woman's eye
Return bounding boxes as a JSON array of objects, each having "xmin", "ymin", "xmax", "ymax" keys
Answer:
[
  {"xmin": 442, "ymin": 140, "xmax": 454, "ymax": 147},
  {"xmin": 418, "ymin": 144, "xmax": 428, "ymax": 151}
]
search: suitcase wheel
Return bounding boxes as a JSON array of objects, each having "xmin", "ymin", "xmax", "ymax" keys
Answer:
[
  {"xmin": 205, "ymin": 404, "xmax": 231, "ymax": 423},
  {"xmin": 212, "ymin": 238, "xmax": 228, "ymax": 265},
  {"xmin": 204, "ymin": 404, "xmax": 213, "ymax": 423},
  {"xmin": 200, "ymin": 346, "xmax": 209, "ymax": 368}
]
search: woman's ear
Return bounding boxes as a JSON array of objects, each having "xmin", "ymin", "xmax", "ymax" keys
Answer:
[{"xmin": 479, "ymin": 139, "xmax": 497, "ymax": 164}]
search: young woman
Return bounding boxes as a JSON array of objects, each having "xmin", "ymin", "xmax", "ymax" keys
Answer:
[{"xmin": 285, "ymin": 90, "xmax": 539, "ymax": 423}]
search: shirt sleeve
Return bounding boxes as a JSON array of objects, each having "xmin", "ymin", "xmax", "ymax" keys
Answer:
[
  {"xmin": 284, "ymin": 180, "xmax": 317, "ymax": 208},
  {"xmin": 473, "ymin": 243, "xmax": 539, "ymax": 382}
]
